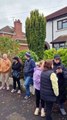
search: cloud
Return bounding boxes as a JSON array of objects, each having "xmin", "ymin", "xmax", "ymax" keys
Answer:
[{"xmin": 0, "ymin": 0, "xmax": 67, "ymax": 32}]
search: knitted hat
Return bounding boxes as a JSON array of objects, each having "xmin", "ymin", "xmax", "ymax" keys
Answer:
[
  {"xmin": 25, "ymin": 52, "xmax": 31, "ymax": 57},
  {"xmin": 54, "ymin": 55, "xmax": 60, "ymax": 59}
]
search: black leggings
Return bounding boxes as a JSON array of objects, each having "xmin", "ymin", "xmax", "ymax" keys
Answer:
[
  {"xmin": 13, "ymin": 77, "xmax": 21, "ymax": 90},
  {"xmin": 35, "ymin": 89, "xmax": 45, "ymax": 108}
]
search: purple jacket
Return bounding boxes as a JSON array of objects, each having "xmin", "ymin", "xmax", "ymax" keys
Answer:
[{"xmin": 33, "ymin": 66, "xmax": 42, "ymax": 90}]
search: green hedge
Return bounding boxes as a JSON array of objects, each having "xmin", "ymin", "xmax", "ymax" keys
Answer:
[
  {"xmin": 43, "ymin": 48, "xmax": 67, "ymax": 67},
  {"xmin": 18, "ymin": 50, "xmax": 39, "ymax": 63}
]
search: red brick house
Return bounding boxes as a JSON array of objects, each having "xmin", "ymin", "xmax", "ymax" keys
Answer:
[{"xmin": 0, "ymin": 19, "xmax": 28, "ymax": 50}]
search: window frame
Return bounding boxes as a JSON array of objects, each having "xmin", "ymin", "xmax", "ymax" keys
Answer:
[{"xmin": 57, "ymin": 18, "xmax": 67, "ymax": 30}]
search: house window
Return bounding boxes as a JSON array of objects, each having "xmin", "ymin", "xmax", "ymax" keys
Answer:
[
  {"xmin": 54, "ymin": 43, "xmax": 65, "ymax": 49},
  {"xmin": 57, "ymin": 21, "xmax": 62, "ymax": 29},
  {"xmin": 59, "ymin": 43, "xmax": 65, "ymax": 48},
  {"xmin": 63, "ymin": 19, "xmax": 67, "ymax": 28},
  {"xmin": 57, "ymin": 19, "xmax": 67, "ymax": 30},
  {"xmin": 54, "ymin": 44, "xmax": 59, "ymax": 49}
]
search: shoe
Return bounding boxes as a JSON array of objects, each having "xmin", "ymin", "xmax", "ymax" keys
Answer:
[
  {"xmin": 0, "ymin": 86, "xmax": 5, "ymax": 90},
  {"xmin": 7, "ymin": 87, "xmax": 9, "ymax": 90},
  {"xmin": 3, "ymin": 87, "xmax": 5, "ymax": 90},
  {"xmin": 17, "ymin": 90, "xmax": 21, "ymax": 94},
  {"xmin": 41, "ymin": 108, "xmax": 45, "ymax": 117},
  {"xmin": 11, "ymin": 89, "xmax": 16, "ymax": 93},
  {"xmin": 24, "ymin": 95, "xmax": 30, "ymax": 100},
  {"xmin": 60, "ymin": 108, "xmax": 67, "ymax": 115},
  {"xmin": 34, "ymin": 108, "xmax": 39, "ymax": 116},
  {"xmin": 0, "ymin": 86, "xmax": 3, "ymax": 90}
]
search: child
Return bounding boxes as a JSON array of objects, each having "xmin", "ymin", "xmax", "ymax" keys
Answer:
[{"xmin": 33, "ymin": 60, "xmax": 45, "ymax": 117}]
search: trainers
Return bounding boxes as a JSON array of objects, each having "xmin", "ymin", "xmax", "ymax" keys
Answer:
[
  {"xmin": 11, "ymin": 89, "xmax": 16, "ymax": 93},
  {"xmin": 7, "ymin": 87, "xmax": 9, "ymax": 90},
  {"xmin": 0, "ymin": 86, "xmax": 5, "ymax": 90},
  {"xmin": 60, "ymin": 108, "xmax": 67, "ymax": 115},
  {"xmin": 24, "ymin": 95, "xmax": 30, "ymax": 100},
  {"xmin": 17, "ymin": 90, "xmax": 21, "ymax": 94},
  {"xmin": 41, "ymin": 108, "xmax": 46, "ymax": 117},
  {"xmin": 34, "ymin": 108, "xmax": 39, "ymax": 116},
  {"xmin": 0, "ymin": 86, "xmax": 3, "ymax": 90},
  {"xmin": 2, "ymin": 87, "xmax": 5, "ymax": 90}
]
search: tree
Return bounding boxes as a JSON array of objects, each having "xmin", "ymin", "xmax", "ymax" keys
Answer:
[
  {"xmin": 25, "ymin": 10, "xmax": 46, "ymax": 60},
  {"xmin": 0, "ymin": 37, "xmax": 20, "ymax": 59}
]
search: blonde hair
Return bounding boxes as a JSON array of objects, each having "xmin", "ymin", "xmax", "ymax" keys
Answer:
[{"xmin": 36, "ymin": 60, "xmax": 45, "ymax": 67}]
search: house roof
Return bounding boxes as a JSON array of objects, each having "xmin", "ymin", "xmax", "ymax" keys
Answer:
[
  {"xmin": 51, "ymin": 35, "xmax": 67, "ymax": 44},
  {"xmin": 46, "ymin": 7, "xmax": 67, "ymax": 21},
  {"xmin": 0, "ymin": 25, "xmax": 25, "ymax": 36},
  {"xmin": 0, "ymin": 26, "xmax": 14, "ymax": 34}
]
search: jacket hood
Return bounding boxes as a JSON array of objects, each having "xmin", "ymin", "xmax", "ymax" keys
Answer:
[{"xmin": 34, "ymin": 66, "xmax": 42, "ymax": 71}]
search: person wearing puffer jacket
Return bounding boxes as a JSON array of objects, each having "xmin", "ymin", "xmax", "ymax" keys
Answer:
[
  {"xmin": 23, "ymin": 52, "xmax": 35, "ymax": 99},
  {"xmin": 40, "ymin": 60, "xmax": 59, "ymax": 120}
]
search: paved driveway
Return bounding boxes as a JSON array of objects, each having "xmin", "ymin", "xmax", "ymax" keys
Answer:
[{"xmin": 0, "ymin": 87, "xmax": 67, "ymax": 120}]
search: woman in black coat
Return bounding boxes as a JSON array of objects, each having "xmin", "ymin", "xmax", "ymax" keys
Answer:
[
  {"xmin": 40, "ymin": 60, "xmax": 59, "ymax": 120},
  {"xmin": 11, "ymin": 57, "xmax": 22, "ymax": 94}
]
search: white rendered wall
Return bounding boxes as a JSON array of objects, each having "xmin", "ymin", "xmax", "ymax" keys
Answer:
[{"xmin": 46, "ymin": 16, "xmax": 67, "ymax": 48}]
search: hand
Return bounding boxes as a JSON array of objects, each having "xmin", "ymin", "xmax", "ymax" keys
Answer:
[{"xmin": 56, "ymin": 68, "xmax": 62, "ymax": 73}]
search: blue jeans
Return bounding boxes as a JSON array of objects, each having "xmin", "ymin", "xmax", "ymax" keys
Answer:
[{"xmin": 24, "ymin": 76, "xmax": 33, "ymax": 96}]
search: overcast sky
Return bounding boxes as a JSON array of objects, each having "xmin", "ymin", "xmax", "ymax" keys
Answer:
[{"xmin": 0, "ymin": 0, "xmax": 67, "ymax": 32}]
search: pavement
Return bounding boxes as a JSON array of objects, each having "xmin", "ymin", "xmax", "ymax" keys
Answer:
[{"xmin": 0, "ymin": 79, "xmax": 67, "ymax": 120}]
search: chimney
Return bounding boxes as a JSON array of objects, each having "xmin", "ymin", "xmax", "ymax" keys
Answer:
[{"xmin": 14, "ymin": 19, "xmax": 22, "ymax": 38}]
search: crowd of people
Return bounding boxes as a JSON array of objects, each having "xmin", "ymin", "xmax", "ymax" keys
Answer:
[{"xmin": 0, "ymin": 52, "xmax": 67, "ymax": 120}]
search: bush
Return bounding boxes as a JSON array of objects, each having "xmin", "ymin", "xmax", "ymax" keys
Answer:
[
  {"xmin": 18, "ymin": 50, "xmax": 39, "ymax": 63},
  {"xmin": 0, "ymin": 37, "xmax": 20, "ymax": 59},
  {"xmin": 43, "ymin": 48, "xmax": 67, "ymax": 67},
  {"xmin": 43, "ymin": 48, "xmax": 57, "ymax": 60}
]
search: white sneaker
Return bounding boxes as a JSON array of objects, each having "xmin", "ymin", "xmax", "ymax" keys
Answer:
[
  {"xmin": 24, "ymin": 95, "xmax": 30, "ymax": 100},
  {"xmin": 41, "ymin": 108, "xmax": 45, "ymax": 117},
  {"xmin": 11, "ymin": 89, "xmax": 16, "ymax": 93},
  {"xmin": 17, "ymin": 90, "xmax": 21, "ymax": 94},
  {"xmin": 0, "ymin": 86, "xmax": 5, "ymax": 90},
  {"xmin": 34, "ymin": 108, "xmax": 39, "ymax": 116},
  {"xmin": 60, "ymin": 108, "xmax": 67, "ymax": 116},
  {"xmin": 7, "ymin": 87, "xmax": 9, "ymax": 90},
  {"xmin": 0, "ymin": 86, "xmax": 3, "ymax": 90}
]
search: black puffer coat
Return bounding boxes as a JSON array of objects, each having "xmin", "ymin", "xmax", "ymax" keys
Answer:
[{"xmin": 40, "ymin": 70, "xmax": 57, "ymax": 102}]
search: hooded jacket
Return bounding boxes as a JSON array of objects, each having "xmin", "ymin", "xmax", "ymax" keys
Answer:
[{"xmin": 33, "ymin": 66, "xmax": 42, "ymax": 90}]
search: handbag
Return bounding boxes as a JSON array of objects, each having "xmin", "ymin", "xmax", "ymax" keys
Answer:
[{"xmin": 12, "ymin": 70, "xmax": 20, "ymax": 78}]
